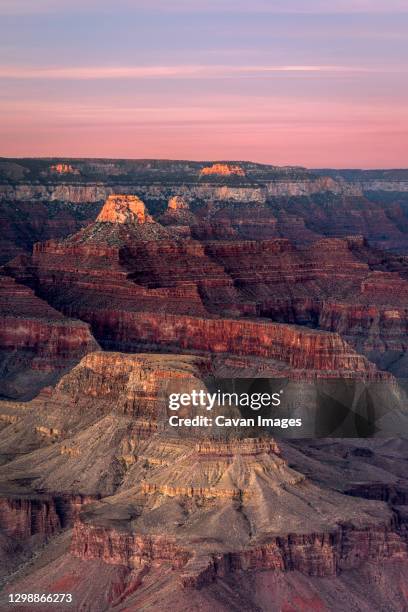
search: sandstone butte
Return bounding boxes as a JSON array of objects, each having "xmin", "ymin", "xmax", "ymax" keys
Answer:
[
  {"xmin": 96, "ymin": 194, "xmax": 153, "ymax": 224},
  {"xmin": 199, "ymin": 163, "xmax": 246, "ymax": 177}
]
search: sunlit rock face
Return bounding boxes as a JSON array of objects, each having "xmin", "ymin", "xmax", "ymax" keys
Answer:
[
  {"xmin": 168, "ymin": 195, "xmax": 190, "ymax": 211},
  {"xmin": 96, "ymin": 194, "xmax": 153, "ymax": 224},
  {"xmin": 50, "ymin": 163, "xmax": 78, "ymax": 175},
  {"xmin": 199, "ymin": 163, "xmax": 246, "ymax": 177}
]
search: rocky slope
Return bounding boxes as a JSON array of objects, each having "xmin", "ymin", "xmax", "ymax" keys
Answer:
[
  {"xmin": 0, "ymin": 274, "xmax": 98, "ymax": 399},
  {"xmin": 0, "ymin": 348, "xmax": 407, "ymax": 609},
  {"xmin": 2, "ymin": 432, "xmax": 408, "ymax": 610}
]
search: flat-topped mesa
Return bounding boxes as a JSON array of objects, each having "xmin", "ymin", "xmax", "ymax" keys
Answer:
[
  {"xmin": 200, "ymin": 163, "xmax": 246, "ymax": 177},
  {"xmin": 96, "ymin": 194, "xmax": 153, "ymax": 224},
  {"xmin": 168, "ymin": 195, "xmax": 190, "ymax": 211}
]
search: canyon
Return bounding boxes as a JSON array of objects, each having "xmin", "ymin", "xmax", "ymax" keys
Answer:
[
  {"xmin": 1, "ymin": 158, "xmax": 408, "ymax": 261},
  {"xmin": 1, "ymin": 159, "xmax": 408, "ymax": 610}
]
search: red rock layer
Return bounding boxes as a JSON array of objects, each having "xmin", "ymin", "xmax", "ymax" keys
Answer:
[
  {"xmin": 72, "ymin": 523, "xmax": 190, "ymax": 569},
  {"xmin": 0, "ymin": 497, "xmax": 60, "ymax": 540},
  {"xmin": 85, "ymin": 311, "xmax": 379, "ymax": 375},
  {"xmin": 0, "ymin": 275, "xmax": 98, "ymax": 398},
  {"xmin": 25, "ymin": 240, "xmax": 209, "ymax": 316},
  {"xmin": 8, "ymin": 232, "xmax": 395, "ymax": 378},
  {"xmin": 203, "ymin": 237, "xmax": 408, "ymax": 364},
  {"xmin": 71, "ymin": 518, "xmax": 407, "ymax": 585}
]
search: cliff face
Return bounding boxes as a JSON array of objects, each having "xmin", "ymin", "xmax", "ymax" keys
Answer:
[
  {"xmin": 191, "ymin": 527, "xmax": 407, "ymax": 588},
  {"xmin": 0, "ymin": 275, "xmax": 98, "ymax": 399},
  {"xmin": 0, "ymin": 497, "xmax": 60, "ymax": 541},
  {"xmin": 8, "ymin": 214, "xmax": 408, "ymax": 380},
  {"xmin": 0, "ymin": 177, "xmax": 362, "ymax": 205},
  {"xmin": 55, "ymin": 351, "xmax": 209, "ymax": 418},
  {"xmin": 202, "ymin": 237, "xmax": 408, "ymax": 374},
  {"xmin": 86, "ymin": 311, "xmax": 375, "ymax": 375},
  {"xmin": 178, "ymin": 523, "xmax": 407, "ymax": 587},
  {"xmin": 265, "ymin": 176, "xmax": 361, "ymax": 197}
]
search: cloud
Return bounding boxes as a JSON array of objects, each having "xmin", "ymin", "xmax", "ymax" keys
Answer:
[{"xmin": 0, "ymin": 64, "xmax": 388, "ymax": 80}]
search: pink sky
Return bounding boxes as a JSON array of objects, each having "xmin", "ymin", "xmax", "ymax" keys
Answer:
[{"xmin": 0, "ymin": 2, "xmax": 407, "ymax": 167}]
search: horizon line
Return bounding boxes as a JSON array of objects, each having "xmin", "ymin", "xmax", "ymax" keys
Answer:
[{"xmin": 1, "ymin": 154, "xmax": 407, "ymax": 171}]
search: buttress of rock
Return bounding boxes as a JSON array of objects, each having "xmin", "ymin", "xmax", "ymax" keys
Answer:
[
  {"xmin": 168, "ymin": 195, "xmax": 189, "ymax": 211},
  {"xmin": 97, "ymin": 194, "xmax": 153, "ymax": 224}
]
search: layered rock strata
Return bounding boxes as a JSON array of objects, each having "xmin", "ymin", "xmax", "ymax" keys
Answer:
[
  {"xmin": 68, "ymin": 434, "xmax": 408, "ymax": 591},
  {"xmin": 0, "ymin": 274, "xmax": 98, "ymax": 399},
  {"xmin": 10, "ymin": 223, "xmax": 408, "ymax": 378}
]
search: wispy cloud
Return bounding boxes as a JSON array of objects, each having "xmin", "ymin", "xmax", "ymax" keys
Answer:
[{"xmin": 0, "ymin": 64, "xmax": 391, "ymax": 80}]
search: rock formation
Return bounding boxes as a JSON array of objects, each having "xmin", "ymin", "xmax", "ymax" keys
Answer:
[
  {"xmin": 199, "ymin": 163, "xmax": 246, "ymax": 177},
  {"xmin": 49, "ymin": 163, "xmax": 79, "ymax": 175},
  {"xmin": 9, "ymin": 226, "xmax": 408, "ymax": 378},
  {"xmin": 0, "ymin": 348, "xmax": 407, "ymax": 608},
  {"xmin": 96, "ymin": 194, "xmax": 153, "ymax": 224},
  {"xmin": 69, "ymin": 433, "xmax": 405, "ymax": 587},
  {"xmin": 0, "ymin": 158, "xmax": 407, "ymax": 251},
  {"xmin": 0, "ymin": 274, "xmax": 98, "ymax": 399},
  {"xmin": 168, "ymin": 195, "xmax": 190, "ymax": 211}
]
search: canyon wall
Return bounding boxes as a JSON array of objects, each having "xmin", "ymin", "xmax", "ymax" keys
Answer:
[
  {"xmin": 0, "ymin": 275, "xmax": 98, "ymax": 399},
  {"xmin": 2, "ymin": 176, "xmax": 408, "ymax": 206},
  {"xmin": 0, "ymin": 178, "xmax": 364, "ymax": 205}
]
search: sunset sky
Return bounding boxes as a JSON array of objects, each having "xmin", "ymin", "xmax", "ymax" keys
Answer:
[{"xmin": 0, "ymin": 0, "xmax": 407, "ymax": 167}]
